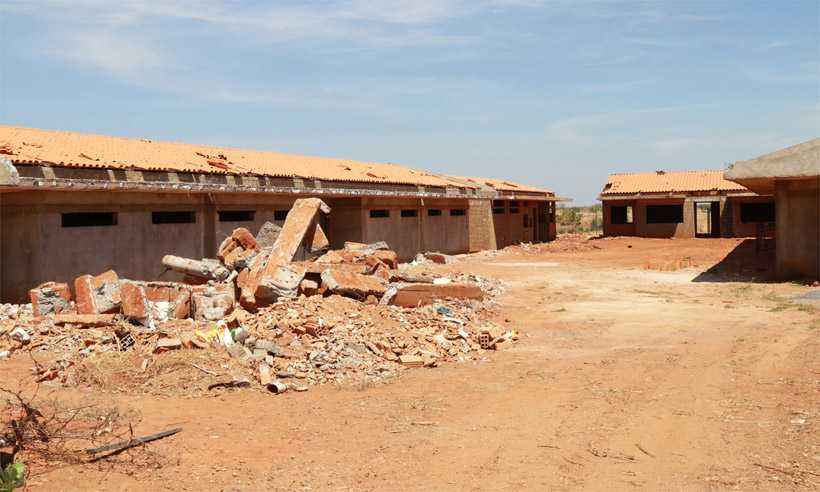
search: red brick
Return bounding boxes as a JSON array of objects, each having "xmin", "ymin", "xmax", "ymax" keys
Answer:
[
  {"xmin": 29, "ymin": 281, "xmax": 72, "ymax": 316},
  {"xmin": 231, "ymin": 227, "xmax": 259, "ymax": 250},
  {"xmin": 122, "ymin": 281, "xmax": 192, "ymax": 322},
  {"xmin": 74, "ymin": 270, "xmax": 121, "ymax": 314},
  {"xmin": 120, "ymin": 281, "xmax": 149, "ymax": 320}
]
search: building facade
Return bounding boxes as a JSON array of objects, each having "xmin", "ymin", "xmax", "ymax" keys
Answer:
[
  {"xmin": 600, "ymin": 171, "xmax": 774, "ymax": 238},
  {"xmin": 0, "ymin": 125, "xmax": 557, "ymax": 302},
  {"xmin": 726, "ymin": 138, "xmax": 819, "ymax": 280}
]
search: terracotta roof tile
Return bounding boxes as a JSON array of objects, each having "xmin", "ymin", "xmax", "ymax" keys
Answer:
[
  {"xmin": 601, "ymin": 170, "xmax": 748, "ymax": 196},
  {"xmin": 0, "ymin": 125, "xmax": 473, "ymax": 189},
  {"xmin": 447, "ymin": 175, "xmax": 553, "ymax": 194}
]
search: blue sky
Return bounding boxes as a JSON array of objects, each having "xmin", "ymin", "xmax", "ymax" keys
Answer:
[{"xmin": 0, "ymin": 1, "xmax": 817, "ymax": 203}]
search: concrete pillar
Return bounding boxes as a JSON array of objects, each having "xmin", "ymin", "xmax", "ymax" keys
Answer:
[
  {"xmin": 467, "ymin": 199, "xmax": 496, "ymax": 252},
  {"xmin": 0, "ymin": 193, "xmax": 3, "ymax": 301},
  {"xmin": 203, "ymin": 194, "xmax": 216, "ymax": 258}
]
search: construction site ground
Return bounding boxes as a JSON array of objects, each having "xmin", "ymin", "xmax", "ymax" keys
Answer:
[{"xmin": 6, "ymin": 235, "xmax": 818, "ymax": 490}]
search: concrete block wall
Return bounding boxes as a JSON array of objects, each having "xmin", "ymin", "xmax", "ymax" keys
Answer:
[
  {"xmin": 491, "ymin": 199, "xmax": 547, "ymax": 247},
  {"xmin": 602, "ymin": 200, "xmax": 637, "ymax": 237},
  {"xmin": 727, "ymin": 196, "xmax": 777, "ymax": 238},
  {"xmin": 0, "ymin": 191, "xmax": 478, "ymax": 301},
  {"xmin": 360, "ymin": 197, "xmax": 470, "ymax": 260},
  {"xmin": 1, "ymin": 190, "xmax": 208, "ymax": 302},
  {"xmin": 776, "ymin": 178, "xmax": 819, "ymax": 279},
  {"xmin": 468, "ymin": 199, "xmax": 496, "ymax": 252},
  {"xmin": 604, "ymin": 196, "xmax": 775, "ymax": 239}
]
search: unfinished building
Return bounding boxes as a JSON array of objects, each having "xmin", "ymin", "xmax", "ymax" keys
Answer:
[
  {"xmin": 447, "ymin": 176, "xmax": 557, "ymax": 249},
  {"xmin": 726, "ymin": 138, "xmax": 820, "ymax": 280},
  {"xmin": 599, "ymin": 170, "xmax": 774, "ymax": 238},
  {"xmin": 0, "ymin": 125, "xmax": 557, "ymax": 302}
]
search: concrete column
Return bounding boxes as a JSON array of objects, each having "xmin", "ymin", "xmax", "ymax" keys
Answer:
[
  {"xmin": 0, "ymin": 193, "xmax": 3, "ymax": 301},
  {"xmin": 203, "ymin": 194, "xmax": 216, "ymax": 258}
]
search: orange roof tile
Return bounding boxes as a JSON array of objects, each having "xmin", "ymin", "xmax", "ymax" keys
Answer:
[
  {"xmin": 601, "ymin": 170, "xmax": 748, "ymax": 196},
  {"xmin": 448, "ymin": 175, "xmax": 553, "ymax": 194},
  {"xmin": 0, "ymin": 125, "xmax": 472, "ymax": 189}
]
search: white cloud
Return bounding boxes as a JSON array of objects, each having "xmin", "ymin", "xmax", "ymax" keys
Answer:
[
  {"xmin": 46, "ymin": 31, "xmax": 166, "ymax": 80},
  {"xmin": 765, "ymin": 40, "xmax": 792, "ymax": 50}
]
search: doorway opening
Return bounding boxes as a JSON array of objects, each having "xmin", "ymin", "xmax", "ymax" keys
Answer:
[{"xmin": 695, "ymin": 201, "xmax": 720, "ymax": 238}]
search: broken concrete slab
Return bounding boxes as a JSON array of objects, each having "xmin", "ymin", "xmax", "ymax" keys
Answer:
[
  {"xmin": 320, "ymin": 268, "xmax": 388, "ymax": 300},
  {"xmin": 255, "ymin": 221, "xmax": 281, "ymax": 249},
  {"xmin": 268, "ymin": 198, "xmax": 331, "ymax": 264},
  {"xmin": 312, "ymin": 223, "xmax": 330, "ymax": 254},
  {"xmin": 371, "ymin": 250, "xmax": 398, "ymax": 269},
  {"xmin": 191, "ymin": 283, "xmax": 235, "ymax": 321},
  {"xmin": 389, "ymin": 272, "xmax": 435, "ymax": 284},
  {"xmin": 255, "ymin": 263, "xmax": 307, "ymax": 304},
  {"xmin": 344, "ymin": 241, "xmax": 390, "ymax": 253},
  {"xmin": 162, "ymin": 255, "xmax": 230, "ymax": 281},
  {"xmin": 387, "ymin": 283, "xmax": 483, "ymax": 307},
  {"xmin": 398, "ymin": 354, "xmax": 424, "ymax": 367},
  {"xmin": 74, "ymin": 270, "xmax": 122, "ymax": 314},
  {"xmin": 29, "ymin": 282, "xmax": 72, "ymax": 316}
]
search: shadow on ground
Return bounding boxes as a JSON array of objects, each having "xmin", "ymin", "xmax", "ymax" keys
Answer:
[{"xmin": 693, "ymin": 239, "xmax": 775, "ymax": 283}]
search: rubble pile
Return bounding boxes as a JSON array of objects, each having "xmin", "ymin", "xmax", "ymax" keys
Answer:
[{"xmin": 0, "ymin": 198, "xmax": 515, "ymax": 394}]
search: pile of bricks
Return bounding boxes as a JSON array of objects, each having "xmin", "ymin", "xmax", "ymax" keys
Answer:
[{"xmin": 3, "ymin": 197, "xmax": 513, "ymax": 394}]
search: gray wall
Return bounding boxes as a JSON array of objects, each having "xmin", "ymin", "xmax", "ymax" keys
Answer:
[
  {"xmin": 0, "ymin": 190, "xmax": 476, "ymax": 302},
  {"xmin": 776, "ymin": 178, "xmax": 819, "ymax": 279}
]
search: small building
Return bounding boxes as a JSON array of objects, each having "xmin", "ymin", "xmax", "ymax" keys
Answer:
[
  {"xmin": 599, "ymin": 170, "xmax": 774, "ymax": 238},
  {"xmin": 0, "ymin": 125, "xmax": 559, "ymax": 302},
  {"xmin": 726, "ymin": 138, "xmax": 819, "ymax": 280},
  {"xmin": 447, "ymin": 176, "xmax": 557, "ymax": 248}
]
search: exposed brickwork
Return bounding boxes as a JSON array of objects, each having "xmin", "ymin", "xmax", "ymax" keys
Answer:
[{"xmin": 468, "ymin": 199, "xmax": 497, "ymax": 252}]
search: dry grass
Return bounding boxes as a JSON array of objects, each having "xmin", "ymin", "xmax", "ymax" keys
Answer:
[{"xmin": 70, "ymin": 350, "xmax": 235, "ymax": 396}]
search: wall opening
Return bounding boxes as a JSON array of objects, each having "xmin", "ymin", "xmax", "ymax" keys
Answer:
[
  {"xmin": 218, "ymin": 210, "xmax": 255, "ymax": 222},
  {"xmin": 369, "ymin": 209, "xmax": 390, "ymax": 218},
  {"xmin": 61, "ymin": 212, "xmax": 118, "ymax": 228},
  {"xmin": 449, "ymin": 209, "xmax": 466, "ymax": 216},
  {"xmin": 611, "ymin": 205, "xmax": 633, "ymax": 224},
  {"xmin": 509, "ymin": 201, "xmax": 520, "ymax": 214},
  {"xmin": 152, "ymin": 211, "xmax": 196, "ymax": 224},
  {"xmin": 646, "ymin": 204, "xmax": 683, "ymax": 224},
  {"xmin": 400, "ymin": 209, "xmax": 418, "ymax": 218},
  {"xmin": 274, "ymin": 210, "xmax": 289, "ymax": 221},
  {"xmin": 427, "ymin": 209, "xmax": 442, "ymax": 217},
  {"xmin": 740, "ymin": 202, "xmax": 775, "ymax": 223}
]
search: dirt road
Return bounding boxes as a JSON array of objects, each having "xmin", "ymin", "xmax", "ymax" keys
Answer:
[{"xmin": 22, "ymin": 237, "xmax": 820, "ymax": 490}]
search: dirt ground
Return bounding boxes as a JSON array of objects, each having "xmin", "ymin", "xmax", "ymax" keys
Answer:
[{"xmin": 7, "ymin": 236, "xmax": 819, "ymax": 491}]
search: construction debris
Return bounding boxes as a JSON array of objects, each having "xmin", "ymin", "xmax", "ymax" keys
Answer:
[
  {"xmin": 162, "ymin": 255, "xmax": 230, "ymax": 281},
  {"xmin": 1, "ymin": 202, "xmax": 512, "ymax": 396},
  {"xmin": 29, "ymin": 282, "xmax": 72, "ymax": 316},
  {"xmin": 383, "ymin": 283, "xmax": 484, "ymax": 307},
  {"xmin": 255, "ymin": 221, "xmax": 282, "ymax": 248},
  {"xmin": 320, "ymin": 268, "xmax": 388, "ymax": 300},
  {"xmin": 74, "ymin": 270, "xmax": 122, "ymax": 314}
]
